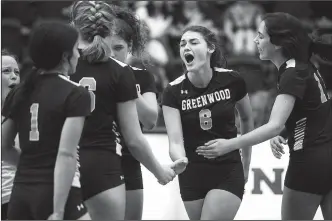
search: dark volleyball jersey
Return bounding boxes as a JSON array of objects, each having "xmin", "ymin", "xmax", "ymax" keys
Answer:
[
  {"xmin": 1, "ymin": 74, "xmax": 91, "ymax": 185},
  {"xmin": 277, "ymin": 59, "xmax": 332, "ymax": 153},
  {"xmin": 121, "ymin": 66, "xmax": 158, "ymax": 156},
  {"xmin": 162, "ymin": 67, "xmax": 247, "ymax": 163},
  {"xmin": 70, "ymin": 57, "xmax": 138, "ymax": 153}
]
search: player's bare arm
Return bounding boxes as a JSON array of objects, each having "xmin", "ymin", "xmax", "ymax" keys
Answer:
[
  {"xmin": 1, "ymin": 117, "xmax": 20, "ymax": 166},
  {"xmin": 235, "ymin": 94, "xmax": 254, "ymax": 183},
  {"xmin": 136, "ymin": 92, "xmax": 158, "ymax": 130}
]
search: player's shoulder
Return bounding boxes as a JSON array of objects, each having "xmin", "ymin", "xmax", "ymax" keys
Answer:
[
  {"xmin": 282, "ymin": 59, "xmax": 311, "ymax": 78},
  {"xmin": 58, "ymin": 75, "xmax": 80, "ymax": 87},
  {"xmin": 108, "ymin": 57, "xmax": 130, "ymax": 68},
  {"xmin": 58, "ymin": 75, "xmax": 89, "ymax": 96},
  {"xmin": 213, "ymin": 67, "xmax": 243, "ymax": 81},
  {"xmin": 169, "ymin": 74, "xmax": 186, "ymax": 87}
]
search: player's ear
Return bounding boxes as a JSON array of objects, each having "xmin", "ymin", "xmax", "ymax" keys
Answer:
[
  {"xmin": 62, "ymin": 52, "xmax": 70, "ymax": 63},
  {"xmin": 207, "ymin": 44, "xmax": 215, "ymax": 54}
]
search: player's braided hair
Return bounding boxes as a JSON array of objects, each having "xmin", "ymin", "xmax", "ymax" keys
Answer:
[
  {"xmin": 71, "ymin": 1, "xmax": 115, "ymax": 63},
  {"xmin": 112, "ymin": 5, "xmax": 149, "ymax": 60}
]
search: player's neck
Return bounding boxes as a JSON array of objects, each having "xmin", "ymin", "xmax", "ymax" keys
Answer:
[
  {"xmin": 187, "ymin": 65, "xmax": 213, "ymax": 88},
  {"xmin": 271, "ymin": 54, "xmax": 288, "ymax": 71},
  {"xmin": 42, "ymin": 65, "xmax": 69, "ymax": 77}
]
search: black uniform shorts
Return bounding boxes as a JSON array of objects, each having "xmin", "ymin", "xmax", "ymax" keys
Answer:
[
  {"xmin": 121, "ymin": 153, "xmax": 143, "ymax": 191},
  {"xmin": 179, "ymin": 154, "xmax": 245, "ymax": 201},
  {"xmin": 79, "ymin": 148, "xmax": 124, "ymax": 200},
  {"xmin": 285, "ymin": 145, "xmax": 332, "ymax": 195},
  {"xmin": 7, "ymin": 184, "xmax": 87, "ymax": 220}
]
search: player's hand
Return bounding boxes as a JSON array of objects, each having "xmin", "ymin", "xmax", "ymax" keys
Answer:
[
  {"xmin": 170, "ymin": 157, "xmax": 188, "ymax": 175},
  {"xmin": 270, "ymin": 136, "xmax": 286, "ymax": 159},
  {"xmin": 48, "ymin": 212, "xmax": 64, "ymax": 220},
  {"xmin": 156, "ymin": 165, "xmax": 176, "ymax": 185},
  {"xmin": 196, "ymin": 139, "xmax": 238, "ymax": 159}
]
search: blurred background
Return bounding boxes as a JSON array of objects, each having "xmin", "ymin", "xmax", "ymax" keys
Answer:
[{"xmin": 2, "ymin": 0, "xmax": 332, "ymax": 132}]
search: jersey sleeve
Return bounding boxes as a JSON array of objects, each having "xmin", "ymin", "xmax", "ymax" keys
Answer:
[
  {"xmin": 161, "ymin": 85, "xmax": 179, "ymax": 109},
  {"xmin": 140, "ymin": 70, "xmax": 157, "ymax": 94},
  {"xmin": 65, "ymin": 86, "xmax": 91, "ymax": 117},
  {"xmin": 232, "ymin": 72, "xmax": 247, "ymax": 101},
  {"xmin": 278, "ymin": 68, "xmax": 307, "ymax": 100},
  {"xmin": 115, "ymin": 66, "xmax": 138, "ymax": 102}
]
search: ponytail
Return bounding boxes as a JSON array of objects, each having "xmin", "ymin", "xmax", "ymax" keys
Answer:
[
  {"xmin": 2, "ymin": 67, "xmax": 40, "ymax": 124},
  {"xmin": 81, "ymin": 35, "xmax": 111, "ymax": 63}
]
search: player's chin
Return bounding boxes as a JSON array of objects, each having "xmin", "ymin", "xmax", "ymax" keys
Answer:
[{"xmin": 258, "ymin": 53, "xmax": 269, "ymax": 61}]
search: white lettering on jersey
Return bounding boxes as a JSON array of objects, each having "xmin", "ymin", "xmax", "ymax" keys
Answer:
[{"xmin": 181, "ymin": 89, "xmax": 231, "ymax": 111}]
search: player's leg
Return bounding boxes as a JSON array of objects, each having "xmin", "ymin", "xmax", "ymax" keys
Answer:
[
  {"xmin": 281, "ymin": 186, "xmax": 321, "ymax": 220},
  {"xmin": 321, "ymin": 190, "xmax": 332, "ymax": 220},
  {"xmin": 200, "ymin": 161, "xmax": 244, "ymax": 220},
  {"xmin": 183, "ymin": 199, "xmax": 205, "ymax": 220},
  {"xmin": 80, "ymin": 149, "xmax": 126, "ymax": 220},
  {"xmin": 282, "ymin": 150, "xmax": 327, "ymax": 220},
  {"xmin": 201, "ymin": 189, "xmax": 241, "ymax": 220},
  {"xmin": 178, "ymin": 163, "xmax": 207, "ymax": 220},
  {"xmin": 125, "ymin": 190, "xmax": 144, "ymax": 220},
  {"xmin": 122, "ymin": 154, "xmax": 144, "ymax": 220},
  {"xmin": 84, "ymin": 184, "xmax": 126, "ymax": 220}
]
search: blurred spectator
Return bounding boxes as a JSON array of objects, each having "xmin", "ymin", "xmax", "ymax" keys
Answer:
[
  {"xmin": 2, "ymin": 1, "xmax": 331, "ymax": 130},
  {"xmin": 223, "ymin": 1, "xmax": 264, "ymax": 56},
  {"xmin": 2, "ymin": 1, "xmax": 37, "ymax": 28},
  {"xmin": 2, "ymin": 19, "xmax": 25, "ymax": 62},
  {"xmin": 136, "ymin": 1, "xmax": 173, "ymax": 39}
]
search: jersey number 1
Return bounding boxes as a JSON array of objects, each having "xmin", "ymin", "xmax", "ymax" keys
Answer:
[
  {"xmin": 79, "ymin": 77, "xmax": 97, "ymax": 112},
  {"xmin": 29, "ymin": 103, "xmax": 39, "ymax": 141}
]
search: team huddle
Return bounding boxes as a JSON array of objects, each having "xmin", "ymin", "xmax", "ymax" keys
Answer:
[{"xmin": 1, "ymin": 1, "xmax": 332, "ymax": 220}]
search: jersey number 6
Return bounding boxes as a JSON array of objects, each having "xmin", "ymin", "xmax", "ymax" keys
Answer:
[
  {"xmin": 199, "ymin": 109, "xmax": 212, "ymax": 130},
  {"xmin": 79, "ymin": 77, "xmax": 97, "ymax": 112}
]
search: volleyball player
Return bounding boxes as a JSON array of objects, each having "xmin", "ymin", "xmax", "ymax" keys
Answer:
[
  {"xmin": 1, "ymin": 49, "xmax": 20, "ymax": 220},
  {"xmin": 1, "ymin": 20, "xmax": 90, "ymax": 220},
  {"xmin": 197, "ymin": 12, "xmax": 332, "ymax": 220},
  {"xmin": 162, "ymin": 25, "xmax": 254, "ymax": 220},
  {"xmin": 70, "ymin": 2, "xmax": 183, "ymax": 220},
  {"xmin": 105, "ymin": 6, "xmax": 158, "ymax": 220}
]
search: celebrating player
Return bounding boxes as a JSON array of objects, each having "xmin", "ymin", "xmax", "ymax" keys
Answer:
[
  {"xmin": 1, "ymin": 49, "xmax": 20, "ymax": 220},
  {"xmin": 162, "ymin": 25, "xmax": 254, "ymax": 220},
  {"xmin": 197, "ymin": 12, "xmax": 332, "ymax": 220},
  {"xmin": 2, "ymin": 20, "xmax": 91, "ymax": 220}
]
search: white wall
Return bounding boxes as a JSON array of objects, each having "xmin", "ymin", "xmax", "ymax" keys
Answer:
[{"xmin": 141, "ymin": 133, "xmax": 324, "ymax": 220}]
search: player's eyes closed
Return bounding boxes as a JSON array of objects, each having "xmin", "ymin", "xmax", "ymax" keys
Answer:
[{"xmin": 113, "ymin": 46, "xmax": 124, "ymax": 51}]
